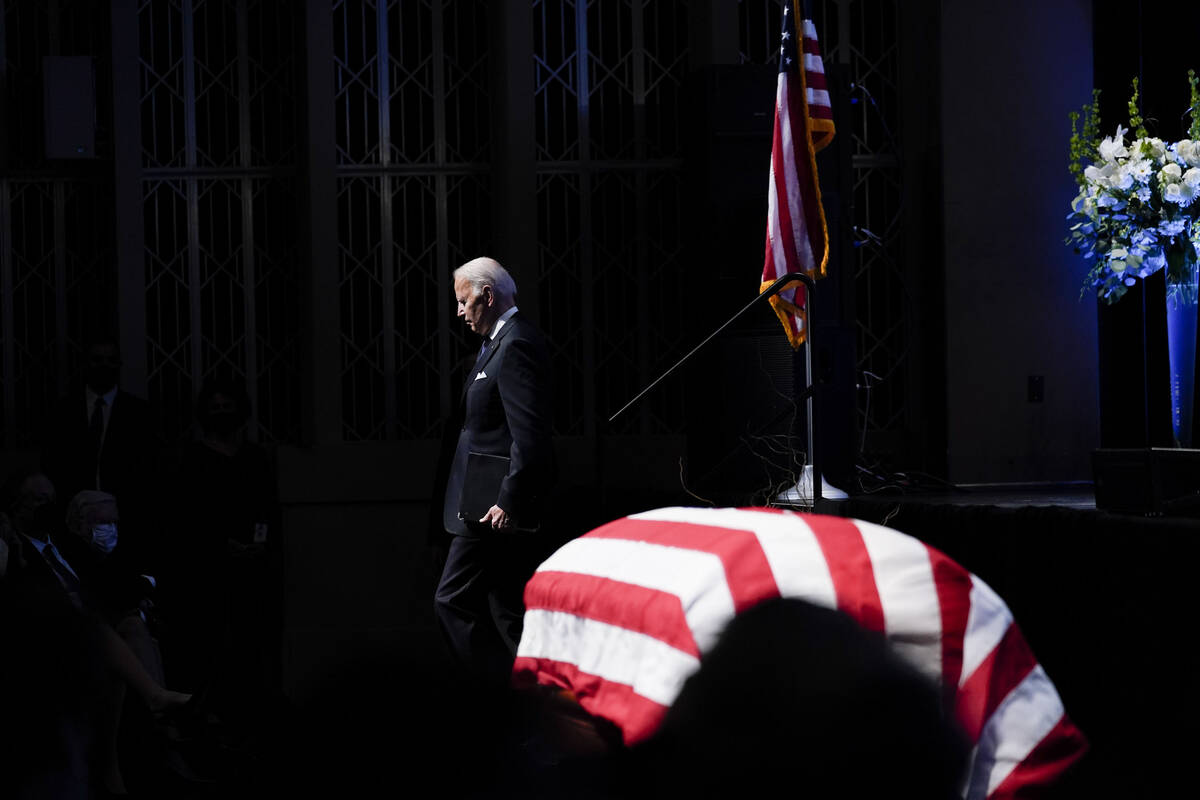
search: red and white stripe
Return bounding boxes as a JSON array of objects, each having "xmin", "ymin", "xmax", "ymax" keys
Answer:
[
  {"xmin": 762, "ymin": 1, "xmax": 835, "ymax": 348},
  {"xmin": 765, "ymin": 69, "xmax": 817, "ymax": 284},
  {"xmin": 514, "ymin": 506, "xmax": 1087, "ymax": 799},
  {"xmin": 801, "ymin": 17, "xmax": 834, "ymax": 130}
]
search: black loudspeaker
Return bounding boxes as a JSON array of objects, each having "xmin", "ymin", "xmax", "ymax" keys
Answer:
[
  {"xmin": 42, "ymin": 56, "xmax": 96, "ymax": 159},
  {"xmin": 1092, "ymin": 447, "xmax": 1200, "ymax": 516},
  {"xmin": 681, "ymin": 65, "xmax": 792, "ymax": 503},
  {"xmin": 683, "ymin": 64, "xmax": 776, "ymax": 308}
]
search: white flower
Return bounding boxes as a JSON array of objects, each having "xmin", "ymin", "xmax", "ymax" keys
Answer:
[
  {"xmin": 1085, "ymin": 163, "xmax": 1115, "ymax": 188},
  {"xmin": 1185, "ymin": 167, "xmax": 1200, "ymax": 188},
  {"xmin": 1159, "ymin": 162, "xmax": 1183, "ymax": 184},
  {"xmin": 1113, "ymin": 165, "xmax": 1136, "ymax": 190},
  {"xmin": 1137, "ymin": 137, "xmax": 1168, "ymax": 161},
  {"xmin": 1175, "ymin": 140, "xmax": 1200, "ymax": 167},
  {"xmin": 1128, "ymin": 158, "xmax": 1154, "ymax": 183},
  {"xmin": 1162, "ymin": 181, "xmax": 1196, "ymax": 206},
  {"xmin": 1099, "ymin": 126, "xmax": 1129, "ymax": 161}
]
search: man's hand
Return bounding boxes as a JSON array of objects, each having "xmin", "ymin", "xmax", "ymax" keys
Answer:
[
  {"xmin": 228, "ymin": 538, "xmax": 265, "ymax": 558},
  {"xmin": 480, "ymin": 505, "xmax": 511, "ymax": 530}
]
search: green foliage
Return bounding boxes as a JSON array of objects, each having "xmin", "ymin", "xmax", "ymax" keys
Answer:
[
  {"xmin": 1189, "ymin": 69, "xmax": 1200, "ymax": 141},
  {"xmin": 1068, "ymin": 88, "xmax": 1101, "ymax": 188},
  {"xmin": 1128, "ymin": 77, "xmax": 1148, "ymax": 139}
]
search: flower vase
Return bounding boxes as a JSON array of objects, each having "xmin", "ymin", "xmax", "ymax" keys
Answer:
[{"xmin": 1165, "ymin": 262, "xmax": 1199, "ymax": 447}]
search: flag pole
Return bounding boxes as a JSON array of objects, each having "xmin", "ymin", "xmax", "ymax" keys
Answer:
[{"xmin": 805, "ymin": 318, "xmax": 821, "ymax": 506}]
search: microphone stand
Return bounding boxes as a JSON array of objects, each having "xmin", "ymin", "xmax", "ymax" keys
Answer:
[{"xmin": 608, "ymin": 271, "xmax": 823, "ymax": 507}]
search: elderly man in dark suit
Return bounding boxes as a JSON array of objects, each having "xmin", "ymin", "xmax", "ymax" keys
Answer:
[{"xmin": 434, "ymin": 257, "xmax": 555, "ymax": 684}]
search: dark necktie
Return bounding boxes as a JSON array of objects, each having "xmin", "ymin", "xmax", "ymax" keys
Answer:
[
  {"xmin": 90, "ymin": 396, "xmax": 105, "ymax": 458},
  {"xmin": 471, "ymin": 340, "xmax": 491, "ymax": 374}
]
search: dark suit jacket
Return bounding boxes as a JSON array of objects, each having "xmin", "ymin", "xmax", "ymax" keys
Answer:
[
  {"xmin": 439, "ymin": 312, "xmax": 555, "ymax": 535},
  {"xmin": 41, "ymin": 388, "xmax": 156, "ymax": 500},
  {"xmin": 12, "ymin": 534, "xmax": 94, "ymax": 611}
]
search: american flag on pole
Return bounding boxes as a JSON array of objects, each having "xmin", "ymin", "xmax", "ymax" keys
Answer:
[
  {"xmin": 762, "ymin": 0, "xmax": 835, "ymax": 348},
  {"xmin": 513, "ymin": 507, "xmax": 1088, "ymax": 799}
]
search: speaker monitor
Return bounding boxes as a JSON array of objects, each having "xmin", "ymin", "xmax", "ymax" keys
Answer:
[{"xmin": 1092, "ymin": 447, "xmax": 1200, "ymax": 516}]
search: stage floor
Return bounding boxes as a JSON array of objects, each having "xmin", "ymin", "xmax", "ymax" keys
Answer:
[{"xmin": 836, "ymin": 481, "xmax": 1097, "ymax": 510}]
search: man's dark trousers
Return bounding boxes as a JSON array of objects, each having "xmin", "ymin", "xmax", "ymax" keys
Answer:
[{"xmin": 434, "ymin": 528, "xmax": 541, "ymax": 685}]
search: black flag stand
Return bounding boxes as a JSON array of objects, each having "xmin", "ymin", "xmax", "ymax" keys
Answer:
[{"xmin": 608, "ymin": 271, "xmax": 824, "ymax": 507}]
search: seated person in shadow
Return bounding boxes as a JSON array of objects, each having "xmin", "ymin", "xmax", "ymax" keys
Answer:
[
  {"xmin": 1, "ymin": 528, "xmax": 111, "ymax": 799},
  {"xmin": 0, "ymin": 469, "xmax": 191, "ymax": 797},
  {"xmin": 5, "ymin": 470, "xmax": 91, "ymax": 609},
  {"xmin": 61, "ymin": 490, "xmax": 165, "ymax": 686},
  {"xmin": 162, "ymin": 376, "xmax": 282, "ymax": 730}
]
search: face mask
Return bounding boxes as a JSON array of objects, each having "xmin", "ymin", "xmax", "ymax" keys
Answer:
[{"xmin": 90, "ymin": 523, "xmax": 118, "ymax": 554}]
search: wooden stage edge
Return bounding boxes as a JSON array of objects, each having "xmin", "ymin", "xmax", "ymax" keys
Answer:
[{"xmin": 818, "ymin": 480, "xmax": 1100, "ymax": 513}]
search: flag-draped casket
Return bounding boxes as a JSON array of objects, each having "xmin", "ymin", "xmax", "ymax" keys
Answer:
[{"xmin": 513, "ymin": 506, "xmax": 1087, "ymax": 799}]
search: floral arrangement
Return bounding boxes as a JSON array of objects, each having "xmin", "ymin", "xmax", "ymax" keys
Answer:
[{"xmin": 1066, "ymin": 73, "xmax": 1200, "ymax": 305}]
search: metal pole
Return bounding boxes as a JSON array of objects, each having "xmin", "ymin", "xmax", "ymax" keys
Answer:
[{"xmin": 609, "ymin": 272, "xmax": 816, "ymax": 424}]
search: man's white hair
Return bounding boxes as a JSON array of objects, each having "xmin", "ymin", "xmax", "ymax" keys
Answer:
[{"xmin": 454, "ymin": 257, "xmax": 517, "ymax": 303}]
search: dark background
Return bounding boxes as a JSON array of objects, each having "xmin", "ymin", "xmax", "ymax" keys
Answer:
[{"xmin": 2, "ymin": 1, "xmax": 1197, "ymax": 792}]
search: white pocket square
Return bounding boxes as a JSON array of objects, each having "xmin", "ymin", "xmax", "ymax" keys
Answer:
[{"xmin": 475, "ymin": 371, "xmax": 487, "ymax": 380}]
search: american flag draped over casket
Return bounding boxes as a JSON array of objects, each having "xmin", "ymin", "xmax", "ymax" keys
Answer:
[{"xmin": 513, "ymin": 506, "xmax": 1087, "ymax": 799}]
